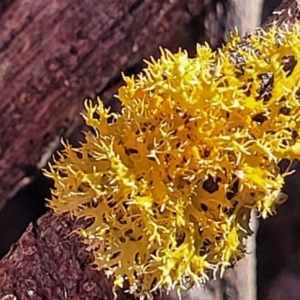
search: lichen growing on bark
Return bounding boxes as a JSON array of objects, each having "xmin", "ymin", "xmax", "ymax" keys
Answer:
[{"xmin": 45, "ymin": 24, "xmax": 300, "ymax": 299}]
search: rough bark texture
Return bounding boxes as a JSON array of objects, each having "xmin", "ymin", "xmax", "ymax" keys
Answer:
[
  {"xmin": 0, "ymin": 212, "xmax": 132, "ymax": 300},
  {"xmin": 0, "ymin": 212, "xmax": 256, "ymax": 300},
  {"xmin": 0, "ymin": 0, "xmax": 236, "ymax": 210}
]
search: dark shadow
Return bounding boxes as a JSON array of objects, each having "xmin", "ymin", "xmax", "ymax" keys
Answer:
[
  {"xmin": 261, "ymin": 0, "xmax": 282, "ymax": 24},
  {"xmin": 0, "ymin": 171, "xmax": 50, "ymax": 258}
]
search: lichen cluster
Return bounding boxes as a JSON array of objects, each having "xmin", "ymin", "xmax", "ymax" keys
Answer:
[{"xmin": 46, "ymin": 24, "xmax": 300, "ymax": 299}]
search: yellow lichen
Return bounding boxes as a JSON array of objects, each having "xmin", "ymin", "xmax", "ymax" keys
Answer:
[{"xmin": 45, "ymin": 24, "xmax": 300, "ymax": 299}]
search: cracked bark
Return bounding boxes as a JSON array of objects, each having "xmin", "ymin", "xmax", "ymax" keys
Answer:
[
  {"xmin": 0, "ymin": 212, "xmax": 132, "ymax": 300},
  {"xmin": 0, "ymin": 0, "xmax": 236, "ymax": 210}
]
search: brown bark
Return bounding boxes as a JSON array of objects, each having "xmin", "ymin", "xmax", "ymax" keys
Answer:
[
  {"xmin": 0, "ymin": 211, "xmax": 132, "ymax": 300},
  {"xmin": 0, "ymin": 0, "xmax": 235, "ymax": 210}
]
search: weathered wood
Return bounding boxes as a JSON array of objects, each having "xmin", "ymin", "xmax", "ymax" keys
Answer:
[
  {"xmin": 0, "ymin": 0, "xmax": 237, "ymax": 210},
  {"xmin": 0, "ymin": 211, "xmax": 132, "ymax": 300}
]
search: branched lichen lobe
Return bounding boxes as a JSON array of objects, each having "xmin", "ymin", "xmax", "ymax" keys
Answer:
[{"xmin": 45, "ymin": 24, "xmax": 300, "ymax": 299}]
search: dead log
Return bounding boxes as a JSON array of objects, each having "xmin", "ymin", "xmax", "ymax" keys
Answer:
[
  {"xmin": 0, "ymin": 211, "xmax": 132, "ymax": 300},
  {"xmin": 0, "ymin": 0, "xmax": 236, "ymax": 210}
]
